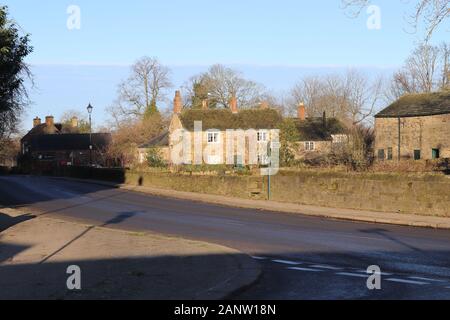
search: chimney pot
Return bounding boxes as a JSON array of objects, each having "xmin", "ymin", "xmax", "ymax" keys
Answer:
[
  {"xmin": 298, "ymin": 103, "xmax": 306, "ymax": 121},
  {"xmin": 33, "ymin": 117, "xmax": 41, "ymax": 128},
  {"xmin": 173, "ymin": 90, "xmax": 182, "ymax": 114},
  {"xmin": 229, "ymin": 95, "xmax": 238, "ymax": 114},
  {"xmin": 45, "ymin": 116, "xmax": 54, "ymax": 127}
]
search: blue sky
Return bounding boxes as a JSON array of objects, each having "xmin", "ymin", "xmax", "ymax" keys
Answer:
[{"xmin": 4, "ymin": 0, "xmax": 449, "ymax": 130}]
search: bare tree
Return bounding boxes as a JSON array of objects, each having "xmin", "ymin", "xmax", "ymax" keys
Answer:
[
  {"xmin": 183, "ymin": 64, "xmax": 266, "ymax": 109},
  {"xmin": 290, "ymin": 70, "xmax": 384, "ymax": 126},
  {"xmin": 59, "ymin": 109, "xmax": 91, "ymax": 133},
  {"xmin": 108, "ymin": 57, "xmax": 172, "ymax": 126},
  {"xmin": 341, "ymin": 0, "xmax": 449, "ymax": 41},
  {"xmin": 388, "ymin": 43, "xmax": 449, "ymax": 98}
]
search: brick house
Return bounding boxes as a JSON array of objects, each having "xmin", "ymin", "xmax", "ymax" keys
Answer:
[
  {"xmin": 20, "ymin": 116, "xmax": 112, "ymax": 171},
  {"xmin": 374, "ymin": 91, "xmax": 450, "ymax": 161}
]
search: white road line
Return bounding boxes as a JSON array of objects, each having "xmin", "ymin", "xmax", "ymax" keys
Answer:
[
  {"xmin": 336, "ymin": 272, "xmax": 368, "ymax": 278},
  {"xmin": 356, "ymin": 270, "xmax": 393, "ymax": 276},
  {"xmin": 272, "ymin": 259, "xmax": 302, "ymax": 265},
  {"xmin": 408, "ymin": 276, "xmax": 447, "ymax": 283},
  {"xmin": 251, "ymin": 256, "xmax": 267, "ymax": 260},
  {"xmin": 288, "ymin": 267, "xmax": 324, "ymax": 272},
  {"xmin": 386, "ymin": 278, "xmax": 429, "ymax": 285},
  {"xmin": 310, "ymin": 265, "xmax": 343, "ymax": 270}
]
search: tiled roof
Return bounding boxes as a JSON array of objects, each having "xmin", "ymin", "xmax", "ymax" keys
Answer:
[{"xmin": 375, "ymin": 90, "xmax": 450, "ymax": 118}]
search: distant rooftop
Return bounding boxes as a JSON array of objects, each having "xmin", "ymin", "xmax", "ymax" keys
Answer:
[{"xmin": 375, "ymin": 90, "xmax": 450, "ymax": 118}]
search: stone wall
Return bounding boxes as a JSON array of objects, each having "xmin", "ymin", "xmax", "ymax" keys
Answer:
[
  {"xmin": 123, "ymin": 169, "xmax": 450, "ymax": 217},
  {"xmin": 375, "ymin": 113, "xmax": 450, "ymax": 160},
  {"xmin": 53, "ymin": 166, "xmax": 450, "ymax": 217}
]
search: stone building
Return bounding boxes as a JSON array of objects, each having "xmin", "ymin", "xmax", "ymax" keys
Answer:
[
  {"xmin": 374, "ymin": 91, "xmax": 450, "ymax": 161},
  {"xmin": 289, "ymin": 103, "xmax": 348, "ymax": 161},
  {"xmin": 168, "ymin": 91, "xmax": 281, "ymax": 166},
  {"xmin": 153, "ymin": 91, "xmax": 348, "ymax": 166}
]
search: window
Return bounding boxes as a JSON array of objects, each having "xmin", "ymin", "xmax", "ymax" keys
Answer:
[
  {"xmin": 432, "ymin": 149, "xmax": 440, "ymax": 159},
  {"xmin": 207, "ymin": 131, "xmax": 220, "ymax": 144},
  {"xmin": 305, "ymin": 141, "xmax": 315, "ymax": 151},
  {"xmin": 377, "ymin": 149, "xmax": 385, "ymax": 160},
  {"xmin": 414, "ymin": 150, "xmax": 421, "ymax": 160},
  {"xmin": 257, "ymin": 130, "xmax": 268, "ymax": 142},
  {"xmin": 387, "ymin": 147, "xmax": 393, "ymax": 160}
]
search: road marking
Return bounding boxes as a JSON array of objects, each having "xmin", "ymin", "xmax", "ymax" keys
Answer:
[
  {"xmin": 356, "ymin": 270, "xmax": 392, "ymax": 276},
  {"xmin": 251, "ymin": 256, "xmax": 267, "ymax": 260},
  {"xmin": 310, "ymin": 264, "xmax": 343, "ymax": 270},
  {"xmin": 386, "ymin": 278, "xmax": 429, "ymax": 285},
  {"xmin": 288, "ymin": 267, "xmax": 323, "ymax": 272},
  {"xmin": 336, "ymin": 272, "xmax": 368, "ymax": 278},
  {"xmin": 272, "ymin": 259, "xmax": 302, "ymax": 265},
  {"xmin": 408, "ymin": 276, "xmax": 447, "ymax": 283}
]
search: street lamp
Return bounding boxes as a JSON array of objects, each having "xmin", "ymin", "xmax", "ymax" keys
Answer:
[{"xmin": 87, "ymin": 103, "xmax": 93, "ymax": 166}]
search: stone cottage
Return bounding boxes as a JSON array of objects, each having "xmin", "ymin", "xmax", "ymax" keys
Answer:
[
  {"xmin": 168, "ymin": 91, "xmax": 282, "ymax": 166},
  {"xmin": 374, "ymin": 91, "xmax": 450, "ymax": 161},
  {"xmin": 289, "ymin": 103, "xmax": 348, "ymax": 161}
]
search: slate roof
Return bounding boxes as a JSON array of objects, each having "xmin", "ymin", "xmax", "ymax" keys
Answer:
[
  {"xmin": 179, "ymin": 108, "xmax": 282, "ymax": 131},
  {"xmin": 293, "ymin": 117, "xmax": 348, "ymax": 141},
  {"xmin": 139, "ymin": 131, "xmax": 169, "ymax": 148},
  {"xmin": 375, "ymin": 90, "xmax": 450, "ymax": 118},
  {"xmin": 24, "ymin": 133, "xmax": 112, "ymax": 152}
]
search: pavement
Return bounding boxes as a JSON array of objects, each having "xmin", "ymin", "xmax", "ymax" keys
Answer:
[
  {"xmin": 58, "ymin": 176, "xmax": 450, "ymax": 230},
  {"xmin": 2, "ymin": 175, "xmax": 450, "ymax": 299},
  {"xmin": 0, "ymin": 206, "xmax": 260, "ymax": 300}
]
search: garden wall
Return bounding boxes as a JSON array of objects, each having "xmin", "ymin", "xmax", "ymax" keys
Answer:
[{"xmin": 54, "ymin": 167, "xmax": 450, "ymax": 217}]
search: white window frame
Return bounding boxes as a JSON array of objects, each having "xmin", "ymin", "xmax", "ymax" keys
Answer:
[
  {"xmin": 305, "ymin": 141, "xmax": 315, "ymax": 151},
  {"xmin": 207, "ymin": 131, "xmax": 220, "ymax": 144}
]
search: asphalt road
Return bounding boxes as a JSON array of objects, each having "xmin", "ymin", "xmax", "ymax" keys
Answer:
[{"xmin": 1, "ymin": 175, "xmax": 450, "ymax": 299}]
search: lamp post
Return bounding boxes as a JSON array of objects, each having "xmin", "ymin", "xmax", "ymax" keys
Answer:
[{"xmin": 87, "ymin": 103, "xmax": 93, "ymax": 166}]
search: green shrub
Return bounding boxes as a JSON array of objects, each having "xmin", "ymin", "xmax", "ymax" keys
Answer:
[{"xmin": 146, "ymin": 148, "xmax": 167, "ymax": 168}]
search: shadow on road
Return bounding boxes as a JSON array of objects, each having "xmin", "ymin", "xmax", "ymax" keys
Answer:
[{"xmin": 0, "ymin": 212, "xmax": 36, "ymax": 233}]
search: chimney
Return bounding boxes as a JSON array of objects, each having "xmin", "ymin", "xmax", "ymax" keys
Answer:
[
  {"xmin": 45, "ymin": 116, "xmax": 54, "ymax": 127},
  {"xmin": 202, "ymin": 99, "xmax": 208, "ymax": 110},
  {"xmin": 229, "ymin": 95, "xmax": 238, "ymax": 114},
  {"xmin": 173, "ymin": 90, "xmax": 182, "ymax": 114},
  {"xmin": 298, "ymin": 103, "xmax": 306, "ymax": 121},
  {"xmin": 260, "ymin": 101, "xmax": 269, "ymax": 110},
  {"xmin": 71, "ymin": 116, "xmax": 79, "ymax": 128},
  {"xmin": 33, "ymin": 117, "xmax": 41, "ymax": 128}
]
